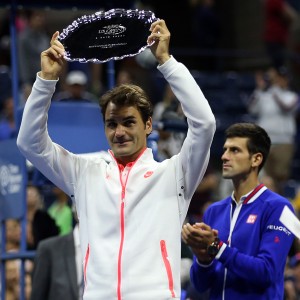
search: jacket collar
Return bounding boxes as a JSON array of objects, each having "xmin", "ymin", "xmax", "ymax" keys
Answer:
[
  {"xmin": 231, "ymin": 183, "xmax": 267, "ymax": 205},
  {"xmin": 108, "ymin": 147, "xmax": 154, "ymax": 168}
]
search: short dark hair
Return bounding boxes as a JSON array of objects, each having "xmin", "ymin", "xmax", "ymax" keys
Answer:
[
  {"xmin": 99, "ymin": 84, "xmax": 153, "ymax": 124},
  {"xmin": 225, "ymin": 123, "xmax": 271, "ymax": 172}
]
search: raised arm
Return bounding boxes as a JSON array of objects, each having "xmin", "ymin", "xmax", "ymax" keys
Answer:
[
  {"xmin": 149, "ymin": 20, "xmax": 216, "ymax": 201},
  {"xmin": 17, "ymin": 32, "xmax": 78, "ymax": 195}
]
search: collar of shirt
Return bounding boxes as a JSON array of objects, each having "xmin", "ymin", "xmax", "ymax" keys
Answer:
[{"xmin": 230, "ymin": 183, "xmax": 266, "ymax": 205}]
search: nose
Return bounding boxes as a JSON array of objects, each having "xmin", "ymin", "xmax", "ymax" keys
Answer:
[
  {"xmin": 115, "ymin": 124, "xmax": 125, "ymax": 136},
  {"xmin": 221, "ymin": 150, "xmax": 228, "ymax": 161}
]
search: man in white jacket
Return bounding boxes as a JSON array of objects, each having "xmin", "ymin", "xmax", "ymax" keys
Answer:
[{"xmin": 17, "ymin": 19, "xmax": 216, "ymax": 300}]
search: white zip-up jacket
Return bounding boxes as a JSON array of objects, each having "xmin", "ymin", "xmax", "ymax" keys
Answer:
[{"xmin": 17, "ymin": 56, "xmax": 216, "ymax": 300}]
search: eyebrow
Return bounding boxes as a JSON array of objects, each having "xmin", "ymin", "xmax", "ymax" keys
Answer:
[
  {"xmin": 223, "ymin": 145, "xmax": 241, "ymax": 151},
  {"xmin": 105, "ymin": 116, "xmax": 136, "ymax": 123}
]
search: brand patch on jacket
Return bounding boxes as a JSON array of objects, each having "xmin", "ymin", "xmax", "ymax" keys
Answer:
[
  {"xmin": 274, "ymin": 236, "xmax": 280, "ymax": 243},
  {"xmin": 267, "ymin": 224, "xmax": 292, "ymax": 236},
  {"xmin": 144, "ymin": 171, "xmax": 153, "ymax": 178},
  {"xmin": 246, "ymin": 214, "xmax": 257, "ymax": 224}
]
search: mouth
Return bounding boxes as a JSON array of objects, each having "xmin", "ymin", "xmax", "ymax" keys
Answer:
[
  {"xmin": 223, "ymin": 164, "xmax": 231, "ymax": 170},
  {"xmin": 114, "ymin": 140, "xmax": 130, "ymax": 146}
]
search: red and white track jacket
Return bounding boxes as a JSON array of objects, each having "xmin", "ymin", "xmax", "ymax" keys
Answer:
[{"xmin": 17, "ymin": 56, "xmax": 216, "ymax": 299}]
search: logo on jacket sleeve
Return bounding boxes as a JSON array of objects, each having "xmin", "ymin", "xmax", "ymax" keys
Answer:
[
  {"xmin": 144, "ymin": 171, "xmax": 153, "ymax": 178},
  {"xmin": 246, "ymin": 214, "xmax": 257, "ymax": 224},
  {"xmin": 274, "ymin": 236, "xmax": 280, "ymax": 243},
  {"xmin": 267, "ymin": 224, "xmax": 292, "ymax": 236}
]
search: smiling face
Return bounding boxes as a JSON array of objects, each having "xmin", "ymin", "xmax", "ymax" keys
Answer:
[
  {"xmin": 105, "ymin": 102, "xmax": 152, "ymax": 165},
  {"xmin": 221, "ymin": 137, "xmax": 262, "ymax": 181}
]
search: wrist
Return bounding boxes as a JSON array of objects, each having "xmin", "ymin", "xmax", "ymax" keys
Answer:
[
  {"xmin": 157, "ymin": 54, "xmax": 171, "ymax": 65},
  {"xmin": 39, "ymin": 71, "xmax": 59, "ymax": 81},
  {"xmin": 196, "ymin": 256, "xmax": 214, "ymax": 265},
  {"xmin": 207, "ymin": 237, "xmax": 223, "ymax": 258}
]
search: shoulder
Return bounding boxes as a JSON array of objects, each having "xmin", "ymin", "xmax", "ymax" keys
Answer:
[
  {"xmin": 74, "ymin": 151, "xmax": 112, "ymax": 171},
  {"xmin": 259, "ymin": 189, "xmax": 294, "ymax": 212},
  {"xmin": 38, "ymin": 232, "xmax": 72, "ymax": 250},
  {"xmin": 205, "ymin": 197, "xmax": 232, "ymax": 213},
  {"xmin": 262, "ymin": 189, "xmax": 291, "ymax": 204},
  {"xmin": 78, "ymin": 151, "xmax": 111, "ymax": 163}
]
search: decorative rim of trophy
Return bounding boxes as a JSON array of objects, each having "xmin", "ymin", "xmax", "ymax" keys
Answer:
[{"xmin": 58, "ymin": 8, "xmax": 158, "ymax": 64}]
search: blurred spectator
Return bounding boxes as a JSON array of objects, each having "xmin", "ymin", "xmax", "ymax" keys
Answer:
[
  {"xmin": 64, "ymin": 63, "xmax": 105, "ymax": 97},
  {"xmin": 0, "ymin": 24, "xmax": 12, "ymax": 107},
  {"xmin": 0, "ymin": 9, "xmax": 27, "ymax": 67},
  {"xmin": 284, "ymin": 260, "xmax": 296, "ymax": 300},
  {"xmin": 0, "ymin": 96, "xmax": 16, "ymax": 141},
  {"xmin": 288, "ymin": 8, "xmax": 300, "ymax": 92},
  {"xmin": 5, "ymin": 219, "xmax": 21, "ymax": 252},
  {"xmin": 263, "ymin": 0, "xmax": 298, "ymax": 69},
  {"xmin": 88, "ymin": 63, "xmax": 105, "ymax": 97},
  {"xmin": 248, "ymin": 67, "xmax": 299, "ymax": 194},
  {"xmin": 53, "ymin": 70, "xmax": 98, "ymax": 102},
  {"xmin": 26, "ymin": 185, "xmax": 59, "ymax": 250},
  {"xmin": 260, "ymin": 174, "xmax": 278, "ymax": 193},
  {"xmin": 116, "ymin": 69, "xmax": 134, "ymax": 86},
  {"xmin": 5, "ymin": 259, "xmax": 20, "ymax": 300},
  {"xmin": 0, "ymin": 65, "xmax": 12, "ymax": 108},
  {"xmin": 4, "ymin": 259, "xmax": 32, "ymax": 300},
  {"xmin": 293, "ymin": 187, "xmax": 300, "ymax": 214},
  {"xmin": 47, "ymin": 186, "xmax": 73, "ymax": 236},
  {"xmin": 18, "ymin": 10, "xmax": 50, "ymax": 101},
  {"xmin": 284, "ymin": 253, "xmax": 300, "ymax": 299},
  {"xmin": 152, "ymin": 84, "xmax": 175, "ymax": 122},
  {"xmin": 23, "ymin": 273, "xmax": 32, "ymax": 300},
  {"xmin": 30, "ymin": 221, "xmax": 82, "ymax": 300},
  {"xmin": 153, "ymin": 84, "xmax": 186, "ymax": 160}
]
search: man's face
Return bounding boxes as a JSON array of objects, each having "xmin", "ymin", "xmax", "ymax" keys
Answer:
[
  {"xmin": 68, "ymin": 84, "xmax": 85, "ymax": 99},
  {"xmin": 104, "ymin": 102, "xmax": 152, "ymax": 165},
  {"xmin": 6, "ymin": 219, "xmax": 21, "ymax": 244},
  {"xmin": 221, "ymin": 137, "xmax": 254, "ymax": 180},
  {"xmin": 6, "ymin": 260, "xmax": 19, "ymax": 288}
]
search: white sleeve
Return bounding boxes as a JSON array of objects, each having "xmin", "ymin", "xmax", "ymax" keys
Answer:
[
  {"xmin": 158, "ymin": 56, "xmax": 216, "ymax": 199},
  {"xmin": 17, "ymin": 73, "xmax": 79, "ymax": 196}
]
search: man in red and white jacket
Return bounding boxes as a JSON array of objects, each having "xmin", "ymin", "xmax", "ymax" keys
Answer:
[{"xmin": 17, "ymin": 19, "xmax": 216, "ymax": 299}]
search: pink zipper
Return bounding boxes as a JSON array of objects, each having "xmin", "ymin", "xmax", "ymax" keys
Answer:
[
  {"xmin": 117, "ymin": 170, "xmax": 130, "ymax": 300},
  {"xmin": 111, "ymin": 149, "xmax": 146, "ymax": 300},
  {"xmin": 117, "ymin": 200, "xmax": 125, "ymax": 300},
  {"xmin": 160, "ymin": 240, "xmax": 176, "ymax": 298}
]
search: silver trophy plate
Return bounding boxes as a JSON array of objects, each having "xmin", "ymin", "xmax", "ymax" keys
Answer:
[{"xmin": 59, "ymin": 8, "xmax": 158, "ymax": 63}]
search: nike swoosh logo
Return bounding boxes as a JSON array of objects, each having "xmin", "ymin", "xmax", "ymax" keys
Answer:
[{"xmin": 144, "ymin": 171, "xmax": 153, "ymax": 178}]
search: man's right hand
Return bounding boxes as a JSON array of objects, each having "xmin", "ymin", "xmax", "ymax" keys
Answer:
[
  {"xmin": 182, "ymin": 222, "xmax": 217, "ymax": 264},
  {"xmin": 40, "ymin": 31, "xmax": 65, "ymax": 80}
]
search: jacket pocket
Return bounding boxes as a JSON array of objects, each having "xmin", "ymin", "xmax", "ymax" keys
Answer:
[{"xmin": 160, "ymin": 240, "xmax": 176, "ymax": 298}]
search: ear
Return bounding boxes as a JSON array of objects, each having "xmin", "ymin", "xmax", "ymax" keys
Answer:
[
  {"xmin": 145, "ymin": 117, "xmax": 152, "ymax": 135},
  {"xmin": 251, "ymin": 153, "xmax": 263, "ymax": 168}
]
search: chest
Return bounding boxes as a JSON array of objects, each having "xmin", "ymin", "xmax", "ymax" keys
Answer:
[{"xmin": 208, "ymin": 203, "xmax": 265, "ymax": 254}]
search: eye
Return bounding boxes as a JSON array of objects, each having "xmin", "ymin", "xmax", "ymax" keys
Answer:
[
  {"xmin": 123, "ymin": 120, "xmax": 135, "ymax": 127},
  {"xmin": 106, "ymin": 121, "xmax": 117, "ymax": 129}
]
